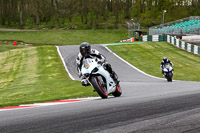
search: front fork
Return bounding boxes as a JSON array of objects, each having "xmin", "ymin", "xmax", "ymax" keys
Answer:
[{"xmin": 164, "ymin": 71, "xmax": 173, "ymax": 78}]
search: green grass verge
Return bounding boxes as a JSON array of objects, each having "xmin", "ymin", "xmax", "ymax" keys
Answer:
[
  {"xmin": 0, "ymin": 29, "xmax": 127, "ymax": 107},
  {"xmin": 0, "ymin": 30, "xmax": 127, "ymax": 45},
  {"xmin": 1, "ymin": 31, "xmax": 200, "ymax": 107},
  {"xmin": 0, "ymin": 42, "xmax": 27, "ymax": 52},
  {"xmin": 108, "ymin": 42, "xmax": 200, "ymax": 81},
  {"xmin": 0, "ymin": 45, "xmax": 96, "ymax": 107}
]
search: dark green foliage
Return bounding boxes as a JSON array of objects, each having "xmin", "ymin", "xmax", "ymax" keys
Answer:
[{"xmin": 0, "ymin": 0, "xmax": 199, "ymax": 29}]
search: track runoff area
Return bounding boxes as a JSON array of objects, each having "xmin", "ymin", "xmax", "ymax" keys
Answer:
[{"xmin": 1, "ymin": 42, "xmax": 200, "ymax": 111}]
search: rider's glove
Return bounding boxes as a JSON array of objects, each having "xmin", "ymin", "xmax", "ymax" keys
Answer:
[
  {"xmin": 97, "ymin": 61, "xmax": 104, "ymax": 65},
  {"xmin": 78, "ymin": 71, "xmax": 82, "ymax": 78},
  {"xmin": 81, "ymin": 79, "xmax": 89, "ymax": 86}
]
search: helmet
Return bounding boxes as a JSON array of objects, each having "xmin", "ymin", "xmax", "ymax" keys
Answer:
[
  {"xmin": 80, "ymin": 42, "xmax": 91, "ymax": 57},
  {"xmin": 163, "ymin": 57, "xmax": 167, "ymax": 62}
]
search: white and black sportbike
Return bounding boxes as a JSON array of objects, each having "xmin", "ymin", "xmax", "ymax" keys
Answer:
[
  {"xmin": 163, "ymin": 64, "xmax": 173, "ymax": 82},
  {"xmin": 81, "ymin": 58, "xmax": 122, "ymax": 99}
]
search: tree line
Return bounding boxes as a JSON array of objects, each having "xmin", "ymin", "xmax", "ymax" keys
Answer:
[{"xmin": 0, "ymin": 0, "xmax": 200, "ymax": 29}]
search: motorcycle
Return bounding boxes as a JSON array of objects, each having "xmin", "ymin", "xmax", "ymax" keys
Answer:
[
  {"xmin": 163, "ymin": 64, "xmax": 173, "ymax": 82},
  {"xmin": 81, "ymin": 58, "xmax": 122, "ymax": 99}
]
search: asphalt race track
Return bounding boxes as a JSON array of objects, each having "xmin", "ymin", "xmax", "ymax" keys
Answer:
[{"xmin": 1, "ymin": 44, "xmax": 200, "ymax": 133}]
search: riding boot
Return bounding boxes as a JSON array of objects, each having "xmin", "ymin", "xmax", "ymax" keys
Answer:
[
  {"xmin": 111, "ymin": 71, "xmax": 119, "ymax": 84},
  {"xmin": 103, "ymin": 62, "xmax": 119, "ymax": 84}
]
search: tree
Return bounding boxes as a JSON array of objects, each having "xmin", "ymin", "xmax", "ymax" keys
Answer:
[
  {"xmin": 20, "ymin": 0, "xmax": 24, "ymax": 27},
  {"xmin": 0, "ymin": 0, "xmax": 6, "ymax": 25},
  {"xmin": 192, "ymin": 0, "xmax": 200, "ymax": 16},
  {"xmin": 113, "ymin": 0, "xmax": 122, "ymax": 29},
  {"xmin": 0, "ymin": 0, "xmax": 198, "ymax": 29}
]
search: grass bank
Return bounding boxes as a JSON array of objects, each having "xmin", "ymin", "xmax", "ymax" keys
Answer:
[
  {"xmin": 0, "ymin": 30, "xmax": 127, "ymax": 45},
  {"xmin": 0, "ymin": 42, "xmax": 27, "ymax": 52},
  {"xmin": 1, "ymin": 33, "xmax": 200, "ymax": 107},
  {"xmin": 0, "ymin": 44, "xmax": 96, "ymax": 107},
  {"xmin": 108, "ymin": 42, "xmax": 200, "ymax": 81}
]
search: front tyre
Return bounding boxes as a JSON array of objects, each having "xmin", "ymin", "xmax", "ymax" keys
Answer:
[
  {"xmin": 90, "ymin": 76, "xmax": 108, "ymax": 99},
  {"xmin": 167, "ymin": 72, "xmax": 173, "ymax": 82},
  {"xmin": 167, "ymin": 77, "xmax": 172, "ymax": 82},
  {"xmin": 112, "ymin": 84, "xmax": 122, "ymax": 97}
]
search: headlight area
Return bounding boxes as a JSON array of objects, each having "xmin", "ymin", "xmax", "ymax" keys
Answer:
[{"xmin": 91, "ymin": 67, "xmax": 98, "ymax": 73}]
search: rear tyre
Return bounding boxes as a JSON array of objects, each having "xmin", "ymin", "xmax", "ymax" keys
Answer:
[
  {"xmin": 112, "ymin": 84, "xmax": 122, "ymax": 97},
  {"xmin": 90, "ymin": 76, "xmax": 108, "ymax": 99}
]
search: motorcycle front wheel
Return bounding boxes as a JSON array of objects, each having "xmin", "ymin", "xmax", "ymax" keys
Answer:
[
  {"xmin": 167, "ymin": 77, "xmax": 172, "ymax": 82},
  {"xmin": 167, "ymin": 72, "xmax": 173, "ymax": 82},
  {"xmin": 90, "ymin": 76, "xmax": 108, "ymax": 99},
  {"xmin": 112, "ymin": 84, "xmax": 122, "ymax": 97}
]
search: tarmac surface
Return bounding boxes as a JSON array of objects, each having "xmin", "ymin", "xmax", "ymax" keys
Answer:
[{"xmin": 0, "ymin": 44, "xmax": 200, "ymax": 133}]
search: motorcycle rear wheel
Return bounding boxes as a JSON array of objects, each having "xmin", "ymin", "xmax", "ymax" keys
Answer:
[{"xmin": 90, "ymin": 76, "xmax": 108, "ymax": 99}]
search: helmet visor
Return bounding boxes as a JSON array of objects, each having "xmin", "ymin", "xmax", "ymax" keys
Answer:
[{"xmin": 81, "ymin": 49, "xmax": 86, "ymax": 54}]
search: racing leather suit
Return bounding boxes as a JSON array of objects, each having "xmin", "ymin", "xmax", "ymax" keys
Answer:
[
  {"xmin": 160, "ymin": 59, "xmax": 173, "ymax": 73},
  {"xmin": 76, "ymin": 49, "xmax": 117, "ymax": 86}
]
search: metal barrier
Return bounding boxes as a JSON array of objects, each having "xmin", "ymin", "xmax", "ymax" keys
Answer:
[
  {"xmin": 167, "ymin": 35, "xmax": 200, "ymax": 55},
  {"xmin": 140, "ymin": 34, "xmax": 200, "ymax": 56}
]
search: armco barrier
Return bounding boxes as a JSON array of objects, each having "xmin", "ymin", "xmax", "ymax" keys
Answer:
[
  {"xmin": 148, "ymin": 35, "xmax": 152, "ymax": 41},
  {"xmin": 194, "ymin": 45, "xmax": 198, "ymax": 54},
  {"xmin": 142, "ymin": 35, "xmax": 147, "ymax": 41},
  {"xmin": 199, "ymin": 47, "xmax": 200, "ymax": 54},
  {"xmin": 140, "ymin": 34, "xmax": 200, "ymax": 56},
  {"xmin": 185, "ymin": 43, "xmax": 188, "ymax": 51},
  {"xmin": 153, "ymin": 35, "xmax": 159, "ymax": 41},
  {"xmin": 167, "ymin": 35, "xmax": 200, "ymax": 56},
  {"xmin": 188, "ymin": 43, "xmax": 191, "ymax": 52}
]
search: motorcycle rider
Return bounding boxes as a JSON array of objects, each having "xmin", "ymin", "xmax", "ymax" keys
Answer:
[
  {"xmin": 160, "ymin": 57, "xmax": 174, "ymax": 73},
  {"xmin": 76, "ymin": 42, "xmax": 119, "ymax": 86}
]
